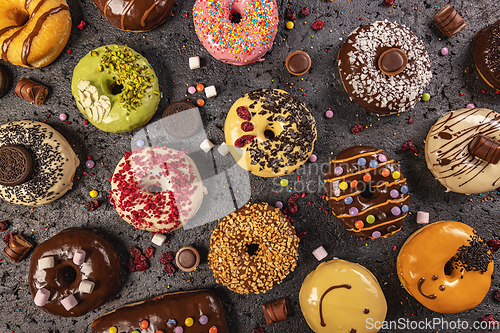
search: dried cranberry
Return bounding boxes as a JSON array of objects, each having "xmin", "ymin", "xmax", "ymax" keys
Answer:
[
  {"xmin": 164, "ymin": 263, "xmax": 176, "ymax": 274},
  {"xmin": 288, "ymin": 193, "xmax": 301, "ymax": 204},
  {"xmin": 144, "ymin": 246, "xmax": 155, "ymax": 258},
  {"xmin": 134, "ymin": 254, "xmax": 148, "ymax": 265},
  {"xmin": 284, "ymin": 202, "xmax": 298, "ymax": 215},
  {"xmin": 3, "ymin": 233, "xmax": 13, "ymax": 244},
  {"xmin": 125, "ymin": 258, "xmax": 136, "ymax": 272},
  {"xmin": 286, "ymin": 8, "xmax": 296, "ymax": 21},
  {"xmin": 241, "ymin": 121, "xmax": 254, "ymax": 132},
  {"xmin": 252, "ymin": 328, "xmax": 265, "ymax": 333},
  {"xmin": 481, "ymin": 314, "xmax": 497, "ymax": 324},
  {"xmin": 495, "ymin": 289, "xmax": 500, "ymax": 301},
  {"xmin": 301, "ymin": 7, "xmax": 310, "ymax": 16},
  {"xmin": 77, "ymin": 20, "xmax": 87, "ymax": 30},
  {"xmin": 0, "ymin": 220, "xmax": 9, "ymax": 232},
  {"xmin": 84, "ymin": 200, "xmax": 99, "ymax": 212},
  {"xmin": 312, "ymin": 20, "xmax": 324, "ymax": 30},
  {"xmin": 234, "ymin": 135, "xmax": 256, "ymax": 148},
  {"xmin": 351, "ymin": 124, "xmax": 363, "ymax": 134},
  {"xmin": 488, "ymin": 239, "xmax": 500, "ymax": 253},
  {"xmin": 383, "ymin": 0, "xmax": 394, "ymax": 6},
  {"xmin": 135, "ymin": 260, "xmax": 149, "ymax": 272},
  {"xmin": 160, "ymin": 251, "xmax": 174, "ymax": 265},
  {"xmin": 401, "ymin": 138, "xmax": 418, "ymax": 154},
  {"xmin": 236, "ymin": 106, "xmax": 251, "ymax": 120},
  {"xmin": 129, "ymin": 246, "xmax": 142, "ymax": 258},
  {"xmin": 297, "ymin": 230, "xmax": 308, "ymax": 241}
]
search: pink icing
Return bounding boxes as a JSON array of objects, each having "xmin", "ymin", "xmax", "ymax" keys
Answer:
[{"xmin": 193, "ymin": 0, "xmax": 278, "ymax": 65}]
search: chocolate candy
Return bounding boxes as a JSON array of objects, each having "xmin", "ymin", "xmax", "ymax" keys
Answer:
[
  {"xmin": 175, "ymin": 246, "xmax": 200, "ymax": 272},
  {"xmin": 3, "ymin": 234, "xmax": 33, "ymax": 263},
  {"xmin": 0, "ymin": 145, "xmax": 34, "ymax": 186},
  {"xmin": 162, "ymin": 101, "xmax": 201, "ymax": 139},
  {"xmin": 468, "ymin": 135, "xmax": 500, "ymax": 165},
  {"xmin": 0, "ymin": 67, "xmax": 9, "ymax": 97},
  {"xmin": 378, "ymin": 48, "xmax": 408, "ymax": 75},
  {"xmin": 434, "ymin": 4, "xmax": 467, "ymax": 38},
  {"xmin": 15, "ymin": 77, "xmax": 48, "ymax": 105},
  {"xmin": 262, "ymin": 298, "xmax": 290, "ymax": 325},
  {"xmin": 286, "ymin": 51, "xmax": 311, "ymax": 76}
]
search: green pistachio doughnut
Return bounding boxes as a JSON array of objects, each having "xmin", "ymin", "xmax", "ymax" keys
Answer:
[{"xmin": 71, "ymin": 45, "xmax": 160, "ymax": 133}]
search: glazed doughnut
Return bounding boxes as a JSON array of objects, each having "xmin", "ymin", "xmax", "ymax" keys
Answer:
[
  {"xmin": 324, "ymin": 146, "xmax": 409, "ymax": 240},
  {"xmin": 425, "ymin": 108, "xmax": 500, "ymax": 194},
  {"xmin": 338, "ymin": 21, "xmax": 432, "ymax": 116},
  {"xmin": 28, "ymin": 228, "xmax": 120, "ymax": 317},
  {"xmin": 193, "ymin": 0, "xmax": 278, "ymax": 65},
  {"xmin": 93, "ymin": 0, "xmax": 175, "ymax": 32},
  {"xmin": 397, "ymin": 221, "xmax": 494, "ymax": 314},
  {"xmin": 208, "ymin": 202, "xmax": 299, "ymax": 294},
  {"xmin": 91, "ymin": 290, "xmax": 228, "ymax": 333},
  {"xmin": 299, "ymin": 259, "xmax": 387, "ymax": 333},
  {"xmin": 473, "ymin": 20, "xmax": 500, "ymax": 90},
  {"xmin": 0, "ymin": 0, "xmax": 71, "ymax": 68},
  {"xmin": 0, "ymin": 120, "xmax": 79, "ymax": 207},
  {"xmin": 110, "ymin": 147, "xmax": 207, "ymax": 233},
  {"xmin": 71, "ymin": 45, "xmax": 161, "ymax": 133},
  {"xmin": 225, "ymin": 89, "xmax": 317, "ymax": 177}
]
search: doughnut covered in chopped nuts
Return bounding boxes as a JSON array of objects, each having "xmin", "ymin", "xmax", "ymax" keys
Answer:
[{"xmin": 208, "ymin": 202, "xmax": 299, "ymax": 294}]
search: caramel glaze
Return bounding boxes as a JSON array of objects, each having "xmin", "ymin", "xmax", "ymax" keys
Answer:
[
  {"xmin": 324, "ymin": 146, "xmax": 409, "ymax": 239},
  {"xmin": 94, "ymin": 0, "xmax": 176, "ymax": 32},
  {"xmin": 28, "ymin": 228, "xmax": 120, "ymax": 317},
  {"xmin": 91, "ymin": 290, "xmax": 229, "ymax": 333},
  {"xmin": 0, "ymin": 0, "xmax": 70, "ymax": 67},
  {"xmin": 473, "ymin": 20, "xmax": 500, "ymax": 90}
]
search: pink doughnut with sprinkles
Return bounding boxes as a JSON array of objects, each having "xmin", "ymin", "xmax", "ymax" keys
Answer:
[
  {"xmin": 109, "ymin": 147, "xmax": 207, "ymax": 233},
  {"xmin": 192, "ymin": 0, "xmax": 278, "ymax": 65}
]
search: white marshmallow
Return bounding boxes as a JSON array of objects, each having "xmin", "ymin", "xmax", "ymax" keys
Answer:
[
  {"xmin": 189, "ymin": 56, "xmax": 200, "ymax": 69},
  {"xmin": 312, "ymin": 246, "xmax": 328, "ymax": 261},
  {"xmin": 79, "ymin": 280, "xmax": 95, "ymax": 294},
  {"xmin": 73, "ymin": 249, "xmax": 86, "ymax": 266},
  {"xmin": 205, "ymin": 85, "xmax": 217, "ymax": 98},
  {"xmin": 38, "ymin": 256, "xmax": 54, "ymax": 270},
  {"xmin": 152, "ymin": 233, "xmax": 167, "ymax": 246},
  {"xmin": 217, "ymin": 142, "xmax": 229, "ymax": 156},
  {"xmin": 417, "ymin": 211, "xmax": 429, "ymax": 224},
  {"xmin": 200, "ymin": 139, "xmax": 214, "ymax": 153},
  {"xmin": 34, "ymin": 288, "xmax": 50, "ymax": 306},
  {"xmin": 61, "ymin": 294, "xmax": 78, "ymax": 311}
]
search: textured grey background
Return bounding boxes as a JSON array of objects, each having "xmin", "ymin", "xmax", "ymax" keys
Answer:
[{"xmin": 1, "ymin": 0, "xmax": 500, "ymax": 332}]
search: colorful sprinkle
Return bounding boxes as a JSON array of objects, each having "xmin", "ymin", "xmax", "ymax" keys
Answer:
[
  {"xmin": 309, "ymin": 154, "xmax": 317, "ymax": 162},
  {"xmin": 391, "ymin": 206, "xmax": 401, "ymax": 216},
  {"xmin": 358, "ymin": 158, "xmax": 366, "ymax": 166},
  {"xmin": 421, "ymin": 93, "xmax": 431, "ymax": 101},
  {"xmin": 354, "ymin": 220, "xmax": 364, "ymax": 229},
  {"xmin": 344, "ymin": 197, "xmax": 353, "ymax": 205},
  {"xmin": 372, "ymin": 231, "xmax": 382, "ymax": 238},
  {"xmin": 349, "ymin": 207, "xmax": 359, "ymax": 216},
  {"xmin": 85, "ymin": 160, "xmax": 95, "ymax": 169},
  {"xmin": 378, "ymin": 154, "xmax": 387, "ymax": 162},
  {"xmin": 366, "ymin": 215, "xmax": 376, "ymax": 224},
  {"xmin": 339, "ymin": 182, "xmax": 348, "ymax": 190},
  {"xmin": 441, "ymin": 47, "xmax": 449, "ymax": 55},
  {"xmin": 390, "ymin": 189, "xmax": 399, "ymax": 198},
  {"xmin": 466, "ymin": 103, "xmax": 475, "ymax": 108},
  {"xmin": 334, "ymin": 166, "xmax": 343, "ymax": 175},
  {"xmin": 280, "ymin": 179, "xmax": 289, "ymax": 187},
  {"xmin": 59, "ymin": 113, "xmax": 67, "ymax": 121},
  {"xmin": 325, "ymin": 110, "xmax": 334, "ymax": 118}
]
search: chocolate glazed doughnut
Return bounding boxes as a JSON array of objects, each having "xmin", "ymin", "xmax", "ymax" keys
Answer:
[
  {"xmin": 93, "ymin": 0, "xmax": 176, "ymax": 32},
  {"xmin": 473, "ymin": 20, "xmax": 500, "ymax": 90}
]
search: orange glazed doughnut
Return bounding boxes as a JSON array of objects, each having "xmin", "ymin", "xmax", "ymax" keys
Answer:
[
  {"xmin": 397, "ymin": 221, "xmax": 494, "ymax": 314},
  {"xmin": 0, "ymin": 0, "xmax": 71, "ymax": 68}
]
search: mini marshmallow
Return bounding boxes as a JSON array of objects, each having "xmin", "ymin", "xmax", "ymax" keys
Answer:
[
  {"xmin": 200, "ymin": 139, "xmax": 214, "ymax": 153},
  {"xmin": 152, "ymin": 233, "xmax": 167, "ymax": 246},
  {"xmin": 312, "ymin": 246, "xmax": 328, "ymax": 261},
  {"xmin": 189, "ymin": 56, "xmax": 200, "ymax": 70},
  {"xmin": 205, "ymin": 85, "xmax": 217, "ymax": 98},
  {"xmin": 417, "ymin": 211, "xmax": 430, "ymax": 224},
  {"xmin": 217, "ymin": 142, "xmax": 229, "ymax": 156},
  {"xmin": 79, "ymin": 280, "xmax": 95, "ymax": 294},
  {"xmin": 73, "ymin": 249, "xmax": 86, "ymax": 266},
  {"xmin": 61, "ymin": 294, "xmax": 78, "ymax": 311},
  {"xmin": 38, "ymin": 256, "xmax": 54, "ymax": 270},
  {"xmin": 34, "ymin": 288, "xmax": 50, "ymax": 306}
]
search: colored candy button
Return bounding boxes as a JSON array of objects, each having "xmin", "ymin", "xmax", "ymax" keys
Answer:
[
  {"xmin": 363, "ymin": 174, "xmax": 371, "ymax": 182},
  {"xmin": 354, "ymin": 220, "xmax": 364, "ymax": 229},
  {"xmin": 188, "ymin": 86, "xmax": 196, "ymax": 94},
  {"xmin": 174, "ymin": 327, "xmax": 184, "ymax": 333},
  {"xmin": 280, "ymin": 179, "xmax": 289, "ymax": 187},
  {"xmin": 378, "ymin": 154, "xmax": 387, "ymax": 162},
  {"xmin": 275, "ymin": 201, "xmax": 283, "ymax": 209},
  {"xmin": 334, "ymin": 166, "xmax": 343, "ymax": 175},
  {"xmin": 167, "ymin": 319, "xmax": 177, "ymax": 328},
  {"xmin": 372, "ymin": 231, "xmax": 382, "ymax": 239},
  {"xmin": 422, "ymin": 93, "xmax": 431, "ymax": 101},
  {"xmin": 366, "ymin": 215, "xmax": 375, "ymax": 224},
  {"xmin": 369, "ymin": 160, "xmax": 378, "ymax": 168},
  {"xmin": 390, "ymin": 189, "xmax": 399, "ymax": 198},
  {"xmin": 339, "ymin": 182, "xmax": 348, "ymax": 190},
  {"xmin": 141, "ymin": 320, "xmax": 149, "ymax": 329},
  {"xmin": 402, "ymin": 205, "xmax": 409, "ymax": 213},
  {"xmin": 85, "ymin": 160, "xmax": 95, "ymax": 168},
  {"xmin": 108, "ymin": 327, "xmax": 117, "ymax": 333},
  {"xmin": 209, "ymin": 326, "xmax": 218, "ymax": 333},
  {"xmin": 185, "ymin": 317, "xmax": 194, "ymax": 327},
  {"xmin": 325, "ymin": 110, "xmax": 333, "ymax": 118},
  {"xmin": 400, "ymin": 185, "xmax": 409, "ymax": 194},
  {"xmin": 286, "ymin": 21, "xmax": 294, "ymax": 29},
  {"xmin": 350, "ymin": 180, "xmax": 358, "ymax": 188},
  {"xmin": 344, "ymin": 196, "xmax": 353, "ymax": 205},
  {"xmin": 89, "ymin": 190, "xmax": 98, "ymax": 198},
  {"xmin": 349, "ymin": 207, "xmax": 359, "ymax": 216},
  {"xmin": 199, "ymin": 315, "xmax": 209, "ymax": 325},
  {"xmin": 309, "ymin": 154, "xmax": 317, "ymax": 162},
  {"xmin": 358, "ymin": 158, "xmax": 366, "ymax": 166},
  {"xmin": 391, "ymin": 206, "xmax": 401, "ymax": 216},
  {"xmin": 381, "ymin": 168, "xmax": 390, "ymax": 177},
  {"xmin": 392, "ymin": 171, "xmax": 401, "ymax": 179}
]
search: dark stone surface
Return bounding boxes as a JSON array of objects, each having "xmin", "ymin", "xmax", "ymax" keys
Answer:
[{"xmin": 1, "ymin": 0, "xmax": 500, "ymax": 332}]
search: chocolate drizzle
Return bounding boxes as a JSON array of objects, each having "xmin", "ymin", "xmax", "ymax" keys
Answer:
[
  {"xmin": 417, "ymin": 278, "xmax": 437, "ymax": 299},
  {"xmin": 319, "ymin": 284, "xmax": 351, "ymax": 326}
]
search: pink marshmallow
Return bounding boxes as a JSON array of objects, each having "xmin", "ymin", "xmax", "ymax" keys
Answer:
[
  {"xmin": 61, "ymin": 294, "xmax": 78, "ymax": 311},
  {"xmin": 73, "ymin": 249, "xmax": 86, "ymax": 265},
  {"xmin": 34, "ymin": 288, "xmax": 50, "ymax": 307},
  {"xmin": 417, "ymin": 211, "xmax": 429, "ymax": 224},
  {"xmin": 312, "ymin": 246, "xmax": 328, "ymax": 261}
]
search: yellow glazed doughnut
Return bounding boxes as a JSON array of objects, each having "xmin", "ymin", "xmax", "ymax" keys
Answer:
[
  {"xmin": 224, "ymin": 89, "xmax": 317, "ymax": 177},
  {"xmin": 299, "ymin": 259, "xmax": 387, "ymax": 333},
  {"xmin": 425, "ymin": 108, "xmax": 500, "ymax": 194},
  {"xmin": 397, "ymin": 221, "xmax": 494, "ymax": 314}
]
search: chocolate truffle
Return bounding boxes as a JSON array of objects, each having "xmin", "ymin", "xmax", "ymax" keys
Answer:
[
  {"xmin": 262, "ymin": 298, "xmax": 290, "ymax": 325},
  {"xmin": 286, "ymin": 51, "xmax": 311, "ymax": 75},
  {"xmin": 3, "ymin": 234, "xmax": 33, "ymax": 263},
  {"xmin": 434, "ymin": 4, "xmax": 467, "ymax": 38},
  {"xmin": 175, "ymin": 246, "xmax": 200, "ymax": 272},
  {"xmin": 378, "ymin": 48, "xmax": 408, "ymax": 76},
  {"xmin": 15, "ymin": 77, "xmax": 48, "ymax": 105},
  {"xmin": 0, "ymin": 145, "xmax": 34, "ymax": 186}
]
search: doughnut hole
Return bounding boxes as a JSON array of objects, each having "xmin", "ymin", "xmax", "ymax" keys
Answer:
[
  {"xmin": 108, "ymin": 81, "xmax": 124, "ymax": 95},
  {"xmin": 246, "ymin": 243, "xmax": 259, "ymax": 256},
  {"xmin": 230, "ymin": 12, "xmax": 242, "ymax": 24},
  {"xmin": 6, "ymin": 8, "xmax": 29, "ymax": 26},
  {"xmin": 444, "ymin": 259, "xmax": 454, "ymax": 276},
  {"xmin": 264, "ymin": 127, "xmax": 278, "ymax": 140},
  {"xmin": 56, "ymin": 264, "xmax": 79, "ymax": 288}
]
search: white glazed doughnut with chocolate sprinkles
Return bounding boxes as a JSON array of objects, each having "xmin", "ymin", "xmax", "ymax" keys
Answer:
[
  {"xmin": 224, "ymin": 89, "xmax": 317, "ymax": 177},
  {"xmin": 338, "ymin": 20, "xmax": 432, "ymax": 116},
  {"xmin": 425, "ymin": 108, "xmax": 500, "ymax": 194},
  {"xmin": 0, "ymin": 120, "xmax": 79, "ymax": 206}
]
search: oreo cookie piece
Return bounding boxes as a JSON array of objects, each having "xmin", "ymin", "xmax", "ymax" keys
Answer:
[
  {"xmin": 0, "ymin": 67, "xmax": 9, "ymax": 98},
  {"xmin": 162, "ymin": 101, "xmax": 201, "ymax": 139},
  {"xmin": 0, "ymin": 145, "xmax": 34, "ymax": 186}
]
